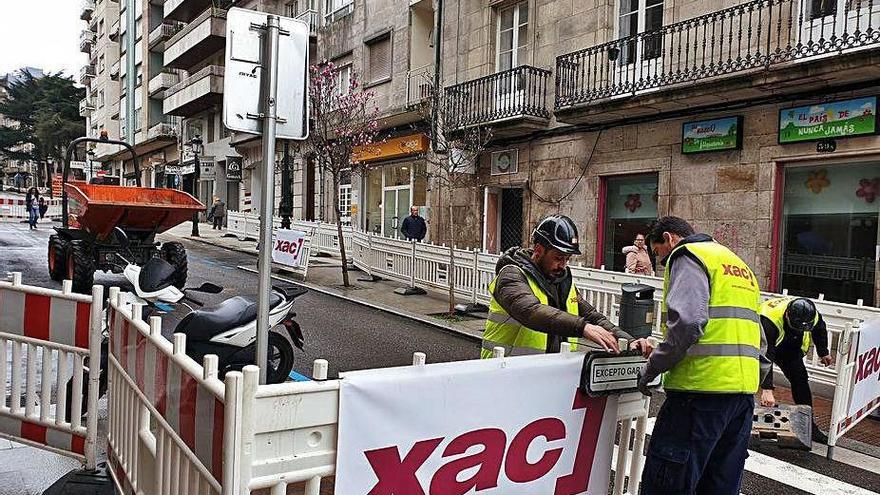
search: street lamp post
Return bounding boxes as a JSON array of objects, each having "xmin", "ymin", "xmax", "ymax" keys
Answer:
[
  {"xmin": 280, "ymin": 140, "xmax": 292, "ymax": 229},
  {"xmin": 190, "ymin": 134, "xmax": 203, "ymax": 237}
]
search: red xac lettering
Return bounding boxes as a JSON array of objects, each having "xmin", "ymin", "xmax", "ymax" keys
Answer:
[
  {"xmin": 722, "ymin": 264, "xmax": 756, "ymax": 286},
  {"xmin": 855, "ymin": 346, "xmax": 880, "ymax": 384},
  {"xmin": 364, "ymin": 391, "xmax": 606, "ymax": 495},
  {"xmin": 274, "ymin": 238, "xmax": 304, "ymax": 256}
]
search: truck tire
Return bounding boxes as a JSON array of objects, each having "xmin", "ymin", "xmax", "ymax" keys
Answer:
[
  {"xmin": 67, "ymin": 241, "xmax": 95, "ymax": 294},
  {"xmin": 48, "ymin": 235, "xmax": 68, "ymax": 281},
  {"xmin": 161, "ymin": 242, "xmax": 188, "ymax": 289}
]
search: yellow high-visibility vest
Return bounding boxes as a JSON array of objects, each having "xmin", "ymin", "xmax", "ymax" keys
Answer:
[
  {"xmin": 760, "ymin": 297, "xmax": 818, "ymax": 354},
  {"xmin": 481, "ymin": 266, "xmax": 578, "ymax": 358},
  {"xmin": 661, "ymin": 241, "xmax": 761, "ymax": 393}
]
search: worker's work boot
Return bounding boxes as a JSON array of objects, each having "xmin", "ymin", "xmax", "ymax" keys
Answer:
[{"xmin": 812, "ymin": 422, "xmax": 828, "ymax": 444}]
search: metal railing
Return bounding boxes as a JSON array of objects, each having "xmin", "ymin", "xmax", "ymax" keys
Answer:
[
  {"xmin": 148, "ymin": 22, "xmax": 184, "ymax": 48},
  {"xmin": 556, "ymin": 0, "xmax": 880, "ymax": 108},
  {"xmin": 406, "ymin": 64, "xmax": 433, "ymax": 107},
  {"xmin": 147, "ymin": 119, "xmax": 180, "ymax": 139},
  {"xmin": 295, "ymin": 9, "xmax": 321, "ymax": 35},
  {"xmin": 445, "ymin": 65, "xmax": 551, "ymax": 129},
  {"xmin": 165, "ymin": 65, "xmax": 224, "ymax": 98}
]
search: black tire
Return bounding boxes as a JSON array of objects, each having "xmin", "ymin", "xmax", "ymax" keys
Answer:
[
  {"xmin": 161, "ymin": 242, "xmax": 188, "ymax": 289},
  {"xmin": 67, "ymin": 240, "xmax": 95, "ymax": 294},
  {"xmin": 48, "ymin": 235, "xmax": 68, "ymax": 281},
  {"xmin": 266, "ymin": 331, "xmax": 295, "ymax": 384}
]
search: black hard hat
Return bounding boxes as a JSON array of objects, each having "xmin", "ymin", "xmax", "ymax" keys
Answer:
[
  {"xmin": 784, "ymin": 298, "xmax": 817, "ymax": 332},
  {"xmin": 533, "ymin": 215, "xmax": 581, "ymax": 255}
]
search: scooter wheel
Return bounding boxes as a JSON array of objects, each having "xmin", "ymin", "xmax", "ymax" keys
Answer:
[{"xmin": 266, "ymin": 332, "xmax": 295, "ymax": 384}]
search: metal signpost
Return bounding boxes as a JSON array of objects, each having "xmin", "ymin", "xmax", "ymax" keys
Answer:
[{"xmin": 224, "ymin": 8, "xmax": 309, "ymax": 383}]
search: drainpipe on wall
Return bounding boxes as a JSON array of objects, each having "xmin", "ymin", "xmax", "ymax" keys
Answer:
[
  {"xmin": 430, "ymin": 0, "xmax": 443, "ymax": 154},
  {"xmin": 126, "ymin": 0, "xmax": 136, "ymax": 176}
]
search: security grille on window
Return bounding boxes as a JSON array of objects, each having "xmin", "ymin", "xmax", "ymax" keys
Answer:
[{"xmin": 367, "ymin": 35, "xmax": 392, "ymax": 84}]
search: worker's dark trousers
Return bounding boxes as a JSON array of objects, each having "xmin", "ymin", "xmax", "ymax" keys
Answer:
[
  {"xmin": 642, "ymin": 392, "xmax": 754, "ymax": 495},
  {"xmin": 771, "ymin": 350, "xmax": 813, "ymax": 406}
]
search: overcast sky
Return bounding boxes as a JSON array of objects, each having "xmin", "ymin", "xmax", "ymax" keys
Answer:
[{"xmin": 0, "ymin": 1, "xmax": 87, "ymax": 81}]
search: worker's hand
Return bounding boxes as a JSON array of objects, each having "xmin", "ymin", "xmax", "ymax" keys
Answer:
[
  {"xmin": 819, "ymin": 355, "xmax": 834, "ymax": 367},
  {"xmin": 583, "ymin": 324, "xmax": 620, "ymax": 353},
  {"xmin": 760, "ymin": 389, "xmax": 777, "ymax": 407},
  {"xmin": 629, "ymin": 338, "xmax": 654, "ymax": 358}
]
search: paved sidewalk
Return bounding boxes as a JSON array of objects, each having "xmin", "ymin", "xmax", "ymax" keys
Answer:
[{"xmin": 161, "ymin": 223, "xmax": 880, "ymax": 452}]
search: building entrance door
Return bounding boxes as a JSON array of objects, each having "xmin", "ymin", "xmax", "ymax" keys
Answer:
[{"xmin": 383, "ymin": 186, "xmax": 411, "ymax": 239}]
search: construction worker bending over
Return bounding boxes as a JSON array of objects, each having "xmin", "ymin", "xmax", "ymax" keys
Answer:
[
  {"xmin": 759, "ymin": 296, "xmax": 832, "ymax": 443},
  {"xmin": 481, "ymin": 214, "xmax": 653, "ymax": 358},
  {"xmin": 638, "ymin": 216, "xmax": 761, "ymax": 495}
]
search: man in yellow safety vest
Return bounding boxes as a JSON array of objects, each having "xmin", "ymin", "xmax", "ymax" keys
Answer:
[
  {"xmin": 759, "ymin": 296, "xmax": 832, "ymax": 443},
  {"xmin": 638, "ymin": 216, "xmax": 761, "ymax": 495},
  {"xmin": 481, "ymin": 215, "xmax": 651, "ymax": 358}
]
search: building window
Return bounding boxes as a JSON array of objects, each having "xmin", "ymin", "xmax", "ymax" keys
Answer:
[
  {"xmin": 285, "ymin": 2, "xmax": 296, "ymax": 17},
  {"xmin": 324, "ymin": 0, "xmax": 352, "ymax": 22},
  {"xmin": 335, "ymin": 63, "xmax": 352, "ymax": 96},
  {"xmin": 338, "ymin": 169, "xmax": 352, "ymax": 225},
  {"xmin": 366, "ymin": 34, "xmax": 392, "ymax": 84},
  {"xmin": 496, "ymin": 2, "xmax": 529, "ymax": 71},
  {"xmin": 98, "ymin": 90, "xmax": 105, "ymax": 108},
  {"xmin": 99, "ymin": 55, "xmax": 105, "ymax": 74},
  {"xmin": 599, "ymin": 173, "xmax": 659, "ymax": 272},
  {"xmin": 618, "ymin": 0, "xmax": 664, "ymax": 65},
  {"xmin": 778, "ymin": 162, "xmax": 878, "ymax": 305}
]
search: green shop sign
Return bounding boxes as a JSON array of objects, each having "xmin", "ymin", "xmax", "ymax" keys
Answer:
[
  {"xmin": 682, "ymin": 116, "xmax": 743, "ymax": 154},
  {"xmin": 779, "ymin": 96, "xmax": 877, "ymax": 144}
]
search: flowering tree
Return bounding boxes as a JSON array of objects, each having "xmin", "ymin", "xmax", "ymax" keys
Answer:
[{"xmin": 307, "ymin": 61, "xmax": 380, "ymax": 286}]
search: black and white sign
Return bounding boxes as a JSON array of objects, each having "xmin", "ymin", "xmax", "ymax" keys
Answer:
[
  {"xmin": 200, "ymin": 161, "xmax": 216, "ymax": 180},
  {"xmin": 164, "ymin": 164, "xmax": 195, "ymax": 176},
  {"xmin": 226, "ymin": 157, "xmax": 242, "ymax": 180},
  {"xmin": 223, "ymin": 8, "xmax": 309, "ymax": 140},
  {"xmin": 580, "ymin": 351, "xmax": 661, "ymax": 396}
]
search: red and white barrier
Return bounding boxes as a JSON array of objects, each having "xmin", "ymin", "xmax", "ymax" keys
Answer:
[
  {"xmin": 0, "ymin": 274, "xmax": 102, "ymax": 469},
  {"xmin": 0, "ymin": 197, "xmax": 62, "ymax": 220}
]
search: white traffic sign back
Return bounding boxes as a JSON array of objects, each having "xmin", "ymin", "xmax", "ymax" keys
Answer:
[{"xmin": 223, "ymin": 8, "xmax": 309, "ymax": 140}]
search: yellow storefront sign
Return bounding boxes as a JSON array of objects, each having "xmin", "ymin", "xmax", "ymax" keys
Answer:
[{"xmin": 352, "ymin": 134, "xmax": 429, "ymax": 163}]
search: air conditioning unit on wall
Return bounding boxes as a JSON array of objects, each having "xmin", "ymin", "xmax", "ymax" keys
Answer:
[{"xmin": 491, "ymin": 149, "xmax": 518, "ymax": 176}]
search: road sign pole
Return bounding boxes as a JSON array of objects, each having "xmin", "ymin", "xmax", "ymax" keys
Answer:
[{"xmin": 256, "ymin": 14, "xmax": 282, "ymax": 385}]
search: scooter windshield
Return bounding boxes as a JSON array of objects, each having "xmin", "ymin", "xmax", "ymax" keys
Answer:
[{"xmin": 139, "ymin": 258, "xmax": 177, "ymax": 293}]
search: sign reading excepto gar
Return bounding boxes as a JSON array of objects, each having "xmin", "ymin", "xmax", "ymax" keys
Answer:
[
  {"xmin": 779, "ymin": 96, "xmax": 877, "ymax": 144},
  {"xmin": 682, "ymin": 116, "xmax": 743, "ymax": 154}
]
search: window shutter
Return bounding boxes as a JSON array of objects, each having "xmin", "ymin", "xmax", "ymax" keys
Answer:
[{"xmin": 369, "ymin": 36, "xmax": 392, "ymax": 82}]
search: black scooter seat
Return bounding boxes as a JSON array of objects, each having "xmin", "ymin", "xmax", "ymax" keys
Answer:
[{"xmin": 175, "ymin": 293, "xmax": 283, "ymax": 341}]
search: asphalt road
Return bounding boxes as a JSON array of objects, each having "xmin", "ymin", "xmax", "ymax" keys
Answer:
[{"xmin": 3, "ymin": 220, "xmax": 880, "ymax": 495}]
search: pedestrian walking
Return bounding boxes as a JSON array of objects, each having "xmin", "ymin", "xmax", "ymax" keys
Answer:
[
  {"xmin": 400, "ymin": 205, "xmax": 426, "ymax": 241},
  {"xmin": 481, "ymin": 214, "xmax": 653, "ymax": 358},
  {"xmin": 623, "ymin": 233, "xmax": 654, "ymax": 275},
  {"xmin": 38, "ymin": 196, "xmax": 48, "ymax": 219},
  {"xmin": 25, "ymin": 187, "xmax": 40, "ymax": 229},
  {"xmin": 638, "ymin": 216, "xmax": 762, "ymax": 495},
  {"xmin": 208, "ymin": 196, "xmax": 226, "ymax": 230},
  {"xmin": 759, "ymin": 296, "xmax": 832, "ymax": 443}
]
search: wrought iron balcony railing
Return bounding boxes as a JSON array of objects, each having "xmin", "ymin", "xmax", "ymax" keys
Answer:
[
  {"xmin": 445, "ymin": 65, "xmax": 551, "ymax": 129},
  {"xmin": 556, "ymin": 0, "xmax": 880, "ymax": 109},
  {"xmin": 406, "ymin": 64, "xmax": 433, "ymax": 107},
  {"xmin": 296, "ymin": 9, "xmax": 321, "ymax": 35}
]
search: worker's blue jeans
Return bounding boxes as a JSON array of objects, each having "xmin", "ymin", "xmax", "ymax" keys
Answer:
[{"xmin": 641, "ymin": 391, "xmax": 754, "ymax": 495}]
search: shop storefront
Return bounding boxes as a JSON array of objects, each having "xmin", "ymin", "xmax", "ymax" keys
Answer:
[
  {"xmin": 354, "ymin": 134, "xmax": 429, "ymax": 238},
  {"xmin": 598, "ymin": 173, "xmax": 659, "ymax": 272}
]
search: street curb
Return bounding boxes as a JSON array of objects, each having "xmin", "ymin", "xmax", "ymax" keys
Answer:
[{"xmin": 168, "ymin": 232, "xmax": 483, "ymax": 342}]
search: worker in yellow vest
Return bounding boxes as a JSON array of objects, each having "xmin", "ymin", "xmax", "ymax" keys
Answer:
[
  {"xmin": 481, "ymin": 215, "xmax": 650, "ymax": 358},
  {"xmin": 637, "ymin": 217, "xmax": 761, "ymax": 495},
  {"xmin": 759, "ymin": 297, "xmax": 832, "ymax": 443}
]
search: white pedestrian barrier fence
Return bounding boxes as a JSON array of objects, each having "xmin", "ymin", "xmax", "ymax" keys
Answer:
[{"xmin": 0, "ymin": 273, "xmax": 103, "ymax": 469}]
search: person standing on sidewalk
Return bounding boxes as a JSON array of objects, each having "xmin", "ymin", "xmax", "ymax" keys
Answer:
[
  {"xmin": 25, "ymin": 187, "xmax": 40, "ymax": 230},
  {"xmin": 481, "ymin": 214, "xmax": 653, "ymax": 358},
  {"xmin": 623, "ymin": 233, "xmax": 654, "ymax": 275},
  {"xmin": 638, "ymin": 216, "xmax": 762, "ymax": 495},
  {"xmin": 208, "ymin": 196, "xmax": 226, "ymax": 230},
  {"xmin": 400, "ymin": 205, "xmax": 426, "ymax": 241},
  {"xmin": 758, "ymin": 296, "xmax": 832, "ymax": 443}
]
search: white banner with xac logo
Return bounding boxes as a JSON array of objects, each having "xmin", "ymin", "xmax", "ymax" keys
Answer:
[
  {"xmin": 272, "ymin": 229, "xmax": 308, "ymax": 268},
  {"xmin": 335, "ymin": 352, "xmax": 619, "ymax": 495}
]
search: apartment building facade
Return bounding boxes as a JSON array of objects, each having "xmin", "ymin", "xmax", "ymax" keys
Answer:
[{"xmin": 420, "ymin": 0, "xmax": 880, "ymax": 306}]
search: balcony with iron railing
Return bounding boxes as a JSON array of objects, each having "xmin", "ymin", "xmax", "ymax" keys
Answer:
[
  {"xmin": 79, "ymin": 29, "xmax": 96, "ymax": 53},
  {"xmin": 406, "ymin": 64, "xmax": 434, "ymax": 107},
  {"xmin": 149, "ymin": 21, "xmax": 184, "ymax": 51},
  {"xmin": 555, "ymin": 0, "xmax": 880, "ymax": 123},
  {"xmin": 165, "ymin": 0, "xmax": 232, "ymax": 23},
  {"xmin": 147, "ymin": 118, "xmax": 180, "ymax": 140},
  {"xmin": 148, "ymin": 69, "xmax": 183, "ymax": 97},
  {"xmin": 164, "ymin": 8, "xmax": 227, "ymax": 69},
  {"xmin": 296, "ymin": 9, "xmax": 321, "ymax": 37},
  {"xmin": 80, "ymin": 0, "xmax": 94, "ymax": 21},
  {"xmin": 79, "ymin": 97, "xmax": 95, "ymax": 117},
  {"xmin": 163, "ymin": 65, "xmax": 224, "ymax": 116},
  {"xmin": 444, "ymin": 65, "xmax": 552, "ymax": 136},
  {"xmin": 79, "ymin": 64, "xmax": 96, "ymax": 85}
]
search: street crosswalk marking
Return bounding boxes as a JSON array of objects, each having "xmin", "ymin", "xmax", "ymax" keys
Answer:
[{"xmin": 640, "ymin": 417, "xmax": 878, "ymax": 495}]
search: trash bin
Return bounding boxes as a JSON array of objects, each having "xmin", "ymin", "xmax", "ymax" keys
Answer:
[{"xmin": 618, "ymin": 283, "xmax": 655, "ymax": 339}]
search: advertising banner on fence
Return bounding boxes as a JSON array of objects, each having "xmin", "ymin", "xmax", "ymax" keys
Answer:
[
  {"xmin": 335, "ymin": 352, "xmax": 619, "ymax": 495},
  {"xmin": 272, "ymin": 229, "xmax": 308, "ymax": 268},
  {"xmin": 847, "ymin": 317, "xmax": 880, "ymax": 421}
]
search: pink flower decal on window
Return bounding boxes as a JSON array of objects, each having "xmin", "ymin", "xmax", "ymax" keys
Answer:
[
  {"xmin": 625, "ymin": 193, "xmax": 642, "ymax": 213},
  {"xmin": 805, "ymin": 169, "xmax": 830, "ymax": 194},
  {"xmin": 856, "ymin": 178, "xmax": 880, "ymax": 203}
]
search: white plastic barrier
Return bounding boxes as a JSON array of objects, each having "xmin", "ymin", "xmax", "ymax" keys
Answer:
[
  {"xmin": 0, "ymin": 274, "xmax": 103, "ymax": 469},
  {"xmin": 0, "ymin": 197, "xmax": 62, "ymax": 220},
  {"xmin": 226, "ymin": 210, "xmax": 352, "ymax": 258}
]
